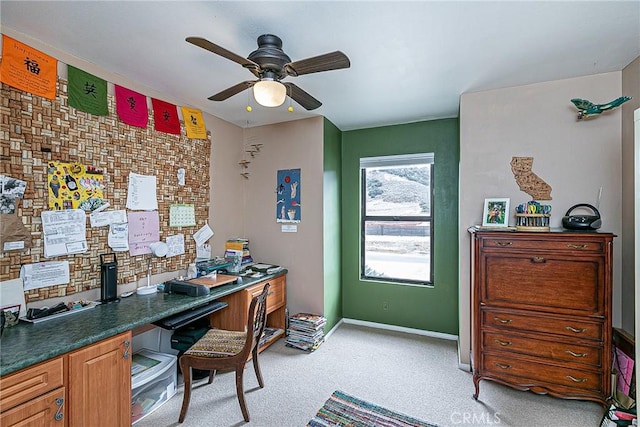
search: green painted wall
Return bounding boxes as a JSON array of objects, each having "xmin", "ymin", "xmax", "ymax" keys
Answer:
[
  {"xmin": 322, "ymin": 118, "xmax": 343, "ymax": 332},
  {"xmin": 341, "ymin": 119, "xmax": 460, "ymax": 334}
]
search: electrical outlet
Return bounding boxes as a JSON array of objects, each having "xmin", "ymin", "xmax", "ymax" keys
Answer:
[{"xmin": 382, "ymin": 301, "xmax": 389, "ymax": 310}]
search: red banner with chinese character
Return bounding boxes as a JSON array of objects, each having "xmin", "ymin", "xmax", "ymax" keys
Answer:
[
  {"xmin": 151, "ymin": 98, "xmax": 181, "ymax": 135},
  {"xmin": 0, "ymin": 35, "xmax": 57, "ymax": 99},
  {"xmin": 115, "ymin": 84, "xmax": 148, "ymax": 128}
]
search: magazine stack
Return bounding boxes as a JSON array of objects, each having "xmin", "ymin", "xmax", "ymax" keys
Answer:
[{"xmin": 285, "ymin": 313, "xmax": 327, "ymax": 352}]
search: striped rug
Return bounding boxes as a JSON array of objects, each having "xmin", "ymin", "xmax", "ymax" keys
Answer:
[{"xmin": 307, "ymin": 390, "xmax": 439, "ymax": 427}]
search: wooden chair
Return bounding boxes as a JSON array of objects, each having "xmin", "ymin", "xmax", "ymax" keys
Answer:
[{"xmin": 178, "ymin": 283, "xmax": 270, "ymax": 423}]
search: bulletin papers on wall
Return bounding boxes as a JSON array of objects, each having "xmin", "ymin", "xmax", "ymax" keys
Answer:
[
  {"xmin": 88, "ymin": 206, "xmax": 130, "ymax": 252},
  {"xmin": 276, "ymin": 168, "xmax": 301, "ymax": 223},
  {"xmin": 169, "ymin": 204, "xmax": 195, "ymax": 227},
  {"xmin": 128, "ymin": 211, "xmax": 160, "ymax": 256},
  {"xmin": 165, "ymin": 234, "xmax": 185, "ymax": 257},
  {"xmin": 193, "ymin": 224, "xmax": 214, "ymax": 261},
  {"xmin": 20, "ymin": 261, "xmax": 70, "ymax": 290},
  {"xmin": 41, "ymin": 209, "xmax": 88, "ymax": 258},
  {"xmin": 47, "ymin": 161, "xmax": 105, "ymax": 211},
  {"xmin": 126, "ymin": 172, "xmax": 158, "ymax": 211}
]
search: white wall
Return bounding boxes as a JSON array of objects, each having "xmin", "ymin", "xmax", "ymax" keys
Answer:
[
  {"xmin": 458, "ymin": 72, "xmax": 624, "ymax": 366},
  {"xmin": 235, "ymin": 117, "xmax": 326, "ymax": 316}
]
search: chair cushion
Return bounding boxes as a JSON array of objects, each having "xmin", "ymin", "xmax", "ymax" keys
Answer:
[{"xmin": 184, "ymin": 329, "xmax": 247, "ymax": 358}]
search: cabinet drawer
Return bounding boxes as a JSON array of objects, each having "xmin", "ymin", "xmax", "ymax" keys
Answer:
[
  {"xmin": 482, "ymin": 353, "xmax": 602, "ymax": 393},
  {"xmin": 481, "ymin": 237, "xmax": 605, "ymax": 253},
  {"xmin": 0, "ymin": 387, "xmax": 65, "ymax": 426},
  {"xmin": 481, "ymin": 254, "xmax": 604, "ymax": 314},
  {"xmin": 482, "ymin": 331, "xmax": 602, "ymax": 367},
  {"xmin": 0, "ymin": 357, "xmax": 64, "ymax": 412},
  {"xmin": 482, "ymin": 309, "xmax": 602, "ymax": 341},
  {"xmin": 247, "ymin": 276, "xmax": 285, "ymax": 314}
]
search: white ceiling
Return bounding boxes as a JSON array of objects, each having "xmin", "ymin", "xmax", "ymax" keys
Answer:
[{"xmin": 2, "ymin": 1, "xmax": 639, "ymax": 131}]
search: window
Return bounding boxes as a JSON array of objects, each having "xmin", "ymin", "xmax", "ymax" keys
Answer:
[{"xmin": 360, "ymin": 153, "xmax": 434, "ymax": 285}]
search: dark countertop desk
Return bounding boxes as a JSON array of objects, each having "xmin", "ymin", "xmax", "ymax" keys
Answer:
[{"xmin": 0, "ymin": 271, "xmax": 286, "ymax": 377}]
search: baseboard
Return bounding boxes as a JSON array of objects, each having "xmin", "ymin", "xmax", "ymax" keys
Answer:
[{"xmin": 340, "ymin": 318, "xmax": 458, "ymax": 341}]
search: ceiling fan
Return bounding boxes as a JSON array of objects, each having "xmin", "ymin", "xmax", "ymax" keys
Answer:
[{"xmin": 186, "ymin": 34, "xmax": 350, "ymax": 110}]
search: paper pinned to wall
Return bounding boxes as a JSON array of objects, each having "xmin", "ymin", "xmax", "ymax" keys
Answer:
[
  {"xmin": 90, "ymin": 208, "xmax": 126, "ymax": 228},
  {"xmin": 108, "ymin": 222, "xmax": 129, "ymax": 252},
  {"xmin": 20, "ymin": 261, "xmax": 70, "ymax": 290},
  {"xmin": 126, "ymin": 172, "xmax": 158, "ymax": 210},
  {"xmin": 193, "ymin": 223, "xmax": 214, "ymax": 246},
  {"xmin": 41, "ymin": 209, "xmax": 88, "ymax": 258},
  {"xmin": 166, "ymin": 234, "xmax": 185, "ymax": 257},
  {"xmin": 169, "ymin": 204, "xmax": 196, "ymax": 227},
  {"xmin": 128, "ymin": 211, "xmax": 160, "ymax": 256}
]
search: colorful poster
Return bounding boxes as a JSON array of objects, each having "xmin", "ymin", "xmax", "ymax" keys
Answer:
[
  {"xmin": 180, "ymin": 106, "xmax": 207, "ymax": 139},
  {"xmin": 47, "ymin": 161, "xmax": 105, "ymax": 211},
  {"xmin": 115, "ymin": 85, "xmax": 148, "ymax": 128},
  {"xmin": 0, "ymin": 35, "xmax": 57, "ymax": 100},
  {"xmin": 67, "ymin": 65, "xmax": 108, "ymax": 116},
  {"xmin": 276, "ymin": 168, "xmax": 301, "ymax": 223},
  {"xmin": 152, "ymin": 98, "xmax": 181, "ymax": 135}
]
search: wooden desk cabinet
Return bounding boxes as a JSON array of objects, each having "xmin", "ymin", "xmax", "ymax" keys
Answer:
[
  {"xmin": 210, "ymin": 274, "xmax": 286, "ymax": 351},
  {"xmin": 469, "ymin": 230, "xmax": 614, "ymax": 404},
  {"xmin": 0, "ymin": 331, "xmax": 132, "ymax": 427}
]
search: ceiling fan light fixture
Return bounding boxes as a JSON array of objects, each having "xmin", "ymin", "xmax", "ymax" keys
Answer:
[{"xmin": 253, "ymin": 80, "xmax": 287, "ymax": 107}]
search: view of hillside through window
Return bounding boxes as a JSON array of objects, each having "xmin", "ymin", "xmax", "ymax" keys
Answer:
[{"xmin": 361, "ymin": 160, "xmax": 433, "ymax": 284}]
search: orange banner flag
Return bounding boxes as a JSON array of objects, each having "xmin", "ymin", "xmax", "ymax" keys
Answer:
[
  {"xmin": 180, "ymin": 106, "xmax": 208, "ymax": 139},
  {"xmin": 0, "ymin": 35, "xmax": 57, "ymax": 100}
]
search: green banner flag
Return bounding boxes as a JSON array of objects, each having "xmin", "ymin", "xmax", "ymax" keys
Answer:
[{"xmin": 67, "ymin": 65, "xmax": 108, "ymax": 116}]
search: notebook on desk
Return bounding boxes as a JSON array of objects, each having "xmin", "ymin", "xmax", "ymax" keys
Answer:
[{"xmin": 188, "ymin": 274, "xmax": 237, "ymax": 288}]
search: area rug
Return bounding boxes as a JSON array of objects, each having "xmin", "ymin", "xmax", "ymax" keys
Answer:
[{"xmin": 307, "ymin": 390, "xmax": 439, "ymax": 427}]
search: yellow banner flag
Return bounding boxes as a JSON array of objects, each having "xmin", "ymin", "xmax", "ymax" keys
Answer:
[
  {"xmin": 0, "ymin": 35, "xmax": 57, "ymax": 100},
  {"xmin": 180, "ymin": 106, "xmax": 208, "ymax": 139}
]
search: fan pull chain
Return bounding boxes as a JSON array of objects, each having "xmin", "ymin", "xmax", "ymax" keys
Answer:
[
  {"xmin": 246, "ymin": 87, "xmax": 252, "ymax": 112},
  {"xmin": 287, "ymin": 87, "xmax": 294, "ymax": 113}
]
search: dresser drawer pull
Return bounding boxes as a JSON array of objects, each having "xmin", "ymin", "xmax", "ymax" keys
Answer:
[
  {"xmin": 55, "ymin": 397, "xmax": 64, "ymax": 421},
  {"xmin": 494, "ymin": 362, "xmax": 511, "ymax": 369},
  {"xmin": 567, "ymin": 243, "xmax": 589, "ymax": 249},
  {"xmin": 565, "ymin": 375, "xmax": 587, "ymax": 383},
  {"xmin": 565, "ymin": 326, "xmax": 587, "ymax": 333},
  {"xmin": 531, "ymin": 256, "xmax": 546, "ymax": 263},
  {"xmin": 565, "ymin": 350, "xmax": 588, "ymax": 358},
  {"xmin": 493, "ymin": 316, "xmax": 512, "ymax": 324},
  {"xmin": 494, "ymin": 339, "xmax": 512, "ymax": 346},
  {"xmin": 496, "ymin": 241, "xmax": 512, "ymax": 247}
]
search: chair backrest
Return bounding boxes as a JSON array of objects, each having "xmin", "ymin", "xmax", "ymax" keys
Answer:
[{"xmin": 242, "ymin": 283, "xmax": 270, "ymax": 357}]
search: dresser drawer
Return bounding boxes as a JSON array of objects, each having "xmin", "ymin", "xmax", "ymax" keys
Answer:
[
  {"xmin": 481, "ymin": 254, "xmax": 604, "ymax": 315},
  {"xmin": 482, "ymin": 309, "xmax": 603, "ymax": 341},
  {"xmin": 0, "ymin": 357, "xmax": 65, "ymax": 412},
  {"xmin": 481, "ymin": 237, "xmax": 605, "ymax": 253},
  {"xmin": 247, "ymin": 276, "xmax": 285, "ymax": 314},
  {"xmin": 482, "ymin": 330, "xmax": 602, "ymax": 367},
  {"xmin": 482, "ymin": 353, "xmax": 603, "ymax": 393}
]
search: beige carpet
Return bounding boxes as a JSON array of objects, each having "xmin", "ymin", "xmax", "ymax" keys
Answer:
[{"xmin": 133, "ymin": 322, "xmax": 604, "ymax": 427}]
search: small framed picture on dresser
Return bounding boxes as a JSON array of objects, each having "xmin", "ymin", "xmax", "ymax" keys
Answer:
[{"xmin": 482, "ymin": 198, "xmax": 510, "ymax": 227}]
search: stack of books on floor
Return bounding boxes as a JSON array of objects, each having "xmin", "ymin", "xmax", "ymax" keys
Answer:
[
  {"xmin": 259, "ymin": 327, "xmax": 285, "ymax": 348},
  {"xmin": 285, "ymin": 313, "xmax": 327, "ymax": 352},
  {"xmin": 224, "ymin": 238, "xmax": 253, "ymax": 266}
]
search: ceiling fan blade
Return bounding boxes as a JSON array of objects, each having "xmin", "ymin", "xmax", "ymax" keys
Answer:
[
  {"xmin": 285, "ymin": 51, "xmax": 350, "ymax": 76},
  {"xmin": 283, "ymin": 83, "xmax": 322, "ymax": 110},
  {"xmin": 186, "ymin": 36, "xmax": 261, "ymax": 76},
  {"xmin": 208, "ymin": 81, "xmax": 256, "ymax": 101}
]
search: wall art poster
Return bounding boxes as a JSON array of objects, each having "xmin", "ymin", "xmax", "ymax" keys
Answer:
[
  {"xmin": 276, "ymin": 168, "xmax": 301, "ymax": 223},
  {"xmin": 47, "ymin": 161, "xmax": 105, "ymax": 211}
]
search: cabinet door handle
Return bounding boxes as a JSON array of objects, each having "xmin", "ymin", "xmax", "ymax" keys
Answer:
[
  {"xmin": 494, "ymin": 339, "xmax": 512, "ymax": 347},
  {"xmin": 496, "ymin": 241, "xmax": 512, "ymax": 247},
  {"xmin": 567, "ymin": 243, "xmax": 588, "ymax": 249},
  {"xmin": 267, "ymin": 291, "xmax": 275, "ymax": 297},
  {"xmin": 493, "ymin": 316, "xmax": 512, "ymax": 324},
  {"xmin": 54, "ymin": 397, "xmax": 64, "ymax": 421},
  {"xmin": 565, "ymin": 350, "xmax": 588, "ymax": 358},
  {"xmin": 123, "ymin": 340, "xmax": 130, "ymax": 359},
  {"xmin": 531, "ymin": 256, "xmax": 546, "ymax": 263},
  {"xmin": 494, "ymin": 362, "xmax": 511, "ymax": 369},
  {"xmin": 565, "ymin": 375, "xmax": 587, "ymax": 383},
  {"xmin": 565, "ymin": 326, "xmax": 587, "ymax": 333}
]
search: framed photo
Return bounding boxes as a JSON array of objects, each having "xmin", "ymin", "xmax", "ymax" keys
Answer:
[{"xmin": 482, "ymin": 198, "xmax": 510, "ymax": 227}]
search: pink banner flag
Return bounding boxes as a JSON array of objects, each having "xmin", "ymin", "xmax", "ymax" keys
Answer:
[
  {"xmin": 115, "ymin": 85, "xmax": 148, "ymax": 128},
  {"xmin": 151, "ymin": 98, "xmax": 181, "ymax": 135}
]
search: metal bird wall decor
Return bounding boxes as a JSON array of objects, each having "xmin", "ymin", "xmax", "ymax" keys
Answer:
[{"xmin": 571, "ymin": 96, "xmax": 631, "ymax": 119}]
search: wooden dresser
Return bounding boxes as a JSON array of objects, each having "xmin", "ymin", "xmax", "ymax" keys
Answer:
[{"xmin": 469, "ymin": 229, "xmax": 615, "ymax": 404}]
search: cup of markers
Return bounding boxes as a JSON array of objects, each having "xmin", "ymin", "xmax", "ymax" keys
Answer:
[{"xmin": 515, "ymin": 201, "xmax": 552, "ymax": 231}]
